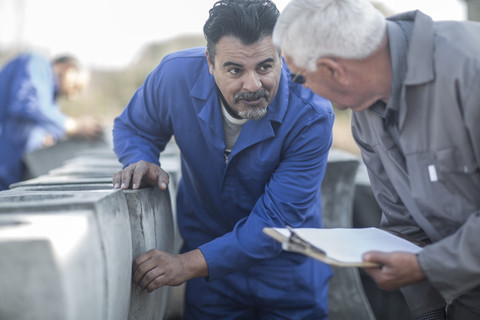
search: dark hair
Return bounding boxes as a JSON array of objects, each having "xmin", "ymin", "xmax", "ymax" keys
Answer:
[
  {"xmin": 52, "ymin": 55, "xmax": 79, "ymax": 67},
  {"xmin": 203, "ymin": 0, "xmax": 280, "ymax": 64}
]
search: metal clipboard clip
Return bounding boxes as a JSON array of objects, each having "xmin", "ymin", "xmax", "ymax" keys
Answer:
[{"xmin": 283, "ymin": 225, "xmax": 326, "ymax": 256}]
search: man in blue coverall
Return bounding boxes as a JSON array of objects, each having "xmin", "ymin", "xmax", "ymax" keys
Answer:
[
  {"xmin": 112, "ymin": 0, "xmax": 334, "ymax": 318},
  {"xmin": 0, "ymin": 53, "xmax": 104, "ymax": 190}
]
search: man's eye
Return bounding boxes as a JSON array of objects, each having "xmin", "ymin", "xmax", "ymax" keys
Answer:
[
  {"xmin": 228, "ymin": 68, "xmax": 241, "ymax": 75},
  {"xmin": 259, "ymin": 65, "xmax": 272, "ymax": 72}
]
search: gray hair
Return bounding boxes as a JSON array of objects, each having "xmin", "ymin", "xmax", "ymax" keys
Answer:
[{"xmin": 273, "ymin": 0, "xmax": 386, "ymax": 70}]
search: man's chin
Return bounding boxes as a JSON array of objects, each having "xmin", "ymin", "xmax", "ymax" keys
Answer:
[{"xmin": 238, "ymin": 106, "xmax": 268, "ymax": 120}]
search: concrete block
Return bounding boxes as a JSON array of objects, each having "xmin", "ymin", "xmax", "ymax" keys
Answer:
[
  {"xmin": 23, "ymin": 137, "xmax": 111, "ymax": 179},
  {"xmin": 322, "ymin": 149, "xmax": 361, "ymax": 228},
  {"xmin": 160, "ymin": 154, "xmax": 181, "ymax": 189},
  {"xmin": 353, "ymin": 163, "xmax": 411, "ymax": 320},
  {"xmin": 353, "ymin": 163, "xmax": 382, "ymax": 229},
  {"xmin": 48, "ymin": 165, "xmax": 121, "ymax": 178},
  {"xmin": 0, "ymin": 212, "xmax": 103, "ymax": 320},
  {"xmin": 123, "ymin": 187, "xmax": 175, "ymax": 320},
  {"xmin": 10, "ymin": 184, "xmax": 115, "ymax": 192},
  {"xmin": 0, "ymin": 190, "xmax": 132, "ymax": 320},
  {"xmin": 9, "ymin": 176, "xmax": 113, "ymax": 189},
  {"xmin": 62, "ymin": 157, "xmax": 122, "ymax": 167},
  {"xmin": 321, "ymin": 149, "xmax": 376, "ymax": 320}
]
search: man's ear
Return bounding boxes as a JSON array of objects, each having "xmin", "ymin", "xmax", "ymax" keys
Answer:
[
  {"xmin": 205, "ymin": 49, "xmax": 214, "ymax": 75},
  {"xmin": 316, "ymin": 57, "xmax": 348, "ymax": 86}
]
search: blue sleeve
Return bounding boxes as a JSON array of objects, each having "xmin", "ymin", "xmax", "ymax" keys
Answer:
[
  {"xmin": 113, "ymin": 65, "xmax": 174, "ymax": 167},
  {"xmin": 200, "ymin": 98, "xmax": 335, "ymax": 280},
  {"xmin": 7, "ymin": 55, "xmax": 67, "ymax": 150}
]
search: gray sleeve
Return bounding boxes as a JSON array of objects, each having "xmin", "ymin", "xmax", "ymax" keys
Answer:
[{"xmin": 418, "ymin": 210, "xmax": 480, "ymax": 302}]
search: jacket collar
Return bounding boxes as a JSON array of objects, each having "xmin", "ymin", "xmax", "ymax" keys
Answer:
[{"xmin": 388, "ymin": 10, "xmax": 435, "ymax": 86}]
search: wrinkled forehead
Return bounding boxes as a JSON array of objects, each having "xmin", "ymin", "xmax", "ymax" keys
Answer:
[{"xmin": 214, "ymin": 35, "xmax": 281, "ymax": 66}]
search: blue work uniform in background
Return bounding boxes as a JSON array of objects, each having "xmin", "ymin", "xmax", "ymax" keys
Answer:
[
  {"xmin": 113, "ymin": 47, "xmax": 334, "ymax": 319},
  {"xmin": 0, "ymin": 53, "xmax": 66, "ymax": 190}
]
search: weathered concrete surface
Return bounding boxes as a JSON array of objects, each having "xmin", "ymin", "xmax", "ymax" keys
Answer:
[
  {"xmin": 1, "ymin": 184, "xmax": 179, "ymax": 320},
  {"xmin": 322, "ymin": 149, "xmax": 361, "ymax": 228},
  {"xmin": 321, "ymin": 149, "xmax": 376, "ymax": 320},
  {"xmin": 353, "ymin": 164, "xmax": 411, "ymax": 320},
  {"xmin": 62, "ymin": 157, "xmax": 122, "ymax": 167},
  {"xmin": 10, "ymin": 183, "xmax": 115, "ymax": 192},
  {"xmin": 4, "ymin": 136, "xmax": 181, "ymax": 319},
  {"xmin": 353, "ymin": 163, "xmax": 382, "ymax": 229},
  {"xmin": 9, "ymin": 176, "xmax": 113, "ymax": 189},
  {"xmin": 0, "ymin": 190, "xmax": 132, "ymax": 320},
  {"xmin": 124, "ymin": 187, "xmax": 175, "ymax": 320},
  {"xmin": 23, "ymin": 137, "xmax": 111, "ymax": 179},
  {"xmin": 48, "ymin": 165, "xmax": 121, "ymax": 178},
  {"xmin": 0, "ymin": 212, "xmax": 103, "ymax": 320}
]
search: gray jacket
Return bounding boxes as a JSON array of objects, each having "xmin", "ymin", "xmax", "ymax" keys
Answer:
[{"xmin": 352, "ymin": 10, "xmax": 480, "ymax": 311}]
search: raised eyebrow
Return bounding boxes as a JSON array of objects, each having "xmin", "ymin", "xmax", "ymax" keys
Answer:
[
  {"xmin": 257, "ymin": 58, "xmax": 275, "ymax": 66},
  {"xmin": 222, "ymin": 58, "xmax": 276, "ymax": 69},
  {"xmin": 223, "ymin": 61, "xmax": 242, "ymax": 68}
]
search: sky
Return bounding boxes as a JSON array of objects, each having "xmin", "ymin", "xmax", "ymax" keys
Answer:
[{"xmin": 0, "ymin": 0, "xmax": 467, "ymax": 70}]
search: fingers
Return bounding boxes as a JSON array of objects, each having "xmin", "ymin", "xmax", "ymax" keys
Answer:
[
  {"xmin": 139, "ymin": 268, "xmax": 167, "ymax": 293},
  {"xmin": 363, "ymin": 251, "xmax": 389, "ymax": 265},
  {"xmin": 361, "ymin": 252, "xmax": 424, "ymax": 290},
  {"xmin": 132, "ymin": 162, "xmax": 149, "ymax": 189},
  {"xmin": 132, "ymin": 249, "xmax": 172, "ymax": 292},
  {"xmin": 157, "ymin": 169, "xmax": 169, "ymax": 190},
  {"xmin": 112, "ymin": 164, "xmax": 134, "ymax": 189},
  {"xmin": 112, "ymin": 161, "xmax": 165, "ymax": 190}
]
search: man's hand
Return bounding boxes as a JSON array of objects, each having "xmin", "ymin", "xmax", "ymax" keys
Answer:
[
  {"xmin": 112, "ymin": 160, "xmax": 169, "ymax": 190},
  {"xmin": 362, "ymin": 251, "xmax": 426, "ymax": 290},
  {"xmin": 132, "ymin": 249, "xmax": 208, "ymax": 293}
]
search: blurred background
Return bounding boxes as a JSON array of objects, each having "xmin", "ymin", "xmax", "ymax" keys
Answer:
[{"xmin": 0, "ymin": 0, "xmax": 473, "ymax": 155}]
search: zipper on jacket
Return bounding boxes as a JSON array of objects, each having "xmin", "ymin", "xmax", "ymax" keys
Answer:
[{"xmin": 224, "ymin": 150, "xmax": 230, "ymax": 165}]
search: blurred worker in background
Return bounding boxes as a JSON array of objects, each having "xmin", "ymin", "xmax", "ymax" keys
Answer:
[{"xmin": 0, "ymin": 53, "xmax": 104, "ymax": 190}]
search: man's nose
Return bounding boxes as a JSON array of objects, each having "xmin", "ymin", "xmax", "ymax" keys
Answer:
[{"xmin": 243, "ymin": 71, "xmax": 262, "ymax": 92}]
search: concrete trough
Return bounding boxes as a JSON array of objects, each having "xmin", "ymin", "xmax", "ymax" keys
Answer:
[
  {"xmin": 9, "ymin": 176, "xmax": 114, "ymax": 189},
  {"xmin": 10, "ymin": 183, "xmax": 115, "ymax": 192},
  {"xmin": 23, "ymin": 137, "xmax": 111, "ymax": 179},
  {"xmin": 48, "ymin": 165, "xmax": 121, "ymax": 178},
  {"xmin": 123, "ymin": 187, "xmax": 175, "ymax": 320},
  {"xmin": 62, "ymin": 157, "xmax": 123, "ymax": 168},
  {"xmin": 0, "ymin": 185, "xmax": 178, "ymax": 320},
  {"xmin": 0, "ymin": 211, "xmax": 104, "ymax": 320},
  {"xmin": 0, "ymin": 190, "xmax": 132, "ymax": 320}
]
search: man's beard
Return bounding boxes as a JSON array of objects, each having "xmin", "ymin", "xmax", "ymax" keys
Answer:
[
  {"xmin": 237, "ymin": 107, "xmax": 267, "ymax": 120},
  {"xmin": 234, "ymin": 89, "xmax": 270, "ymax": 120}
]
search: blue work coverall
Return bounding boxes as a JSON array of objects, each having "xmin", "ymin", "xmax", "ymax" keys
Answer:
[
  {"xmin": 113, "ymin": 47, "xmax": 334, "ymax": 319},
  {"xmin": 0, "ymin": 53, "xmax": 66, "ymax": 190}
]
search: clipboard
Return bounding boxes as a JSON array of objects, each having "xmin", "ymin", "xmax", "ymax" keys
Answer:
[{"xmin": 264, "ymin": 226, "xmax": 423, "ymax": 268}]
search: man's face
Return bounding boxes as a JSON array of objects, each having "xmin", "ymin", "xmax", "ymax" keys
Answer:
[
  {"xmin": 206, "ymin": 36, "xmax": 282, "ymax": 120},
  {"xmin": 284, "ymin": 55, "xmax": 378, "ymax": 112},
  {"xmin": 58, "ymin": 66, "xmax": 88, "ymax": 100}
]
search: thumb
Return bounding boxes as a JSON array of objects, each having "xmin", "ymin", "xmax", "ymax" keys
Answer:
[{"xmin": 363, "ymin": 251, "xmax": 388, "ymax": 264}]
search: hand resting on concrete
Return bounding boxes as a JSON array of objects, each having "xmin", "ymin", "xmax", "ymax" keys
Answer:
[
  {"xmin": 112, "ymin": 160, "xmax": 169, "ymax": 190},
  {"xmin": 132, "ymin": 248, "xmax": 208, "ymax": 293}
]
